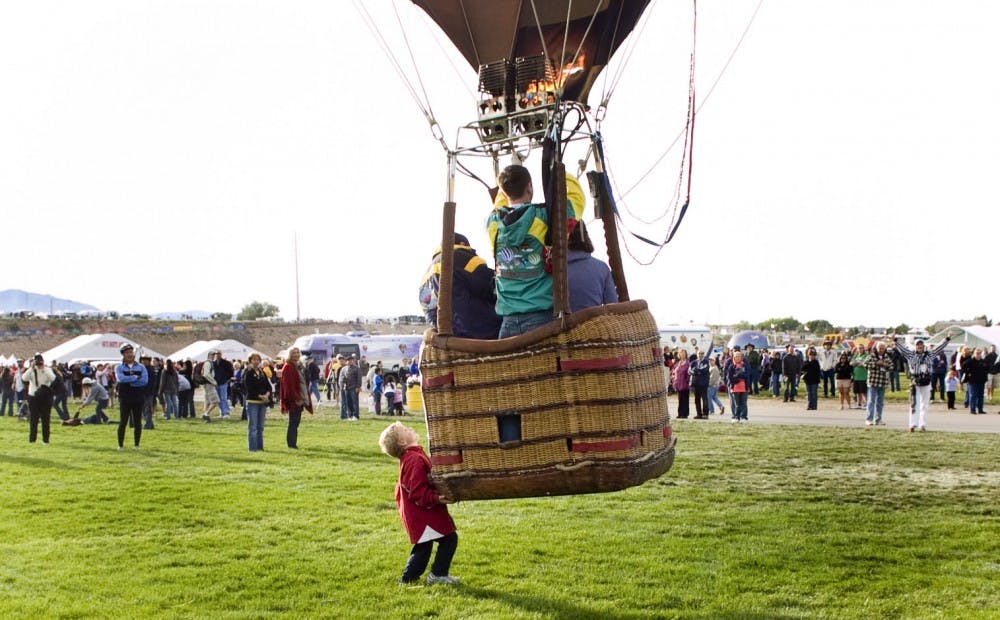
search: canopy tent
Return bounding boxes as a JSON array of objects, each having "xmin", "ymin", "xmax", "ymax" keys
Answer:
[
  {"xmin": 726, "ymin": 330, "xmax": 771, "ymax": 351},
  {"xmin": 41, "ymin": 333, "xmax": 165, "ymax": 365},
  {"xmin": 168, "ymin": 339, "xmax": 266, "ymax": 363},
  {"xmin": 928, "ymin": 325, "xmax": 1000, "ymax": 352}
]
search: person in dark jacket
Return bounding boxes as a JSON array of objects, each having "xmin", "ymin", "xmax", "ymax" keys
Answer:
[
  {"xmin": 801, "ymin": 348, "xmax": 822, "ymax": 410},
  {"xmin": 242, "ymin": 353, "xmax": 273, "ymax": 451},
  {"xmin": 566, "ymin": 221, "xmax": 618, "ymax": 313},
  {"xmin": 964, "ymin": 349, "xmax": 990, "ymax": 414},
  {"xmin": 419, "ymin": 233, "xmax": 502, "ymax": 339},
  {"xmin": 689, "ymin": 349, "xmax": 711, "ymax": 419},
  {"xmin": 781, "ymin": 345, "xmax": 803, "ymax": 402},
  {"xmin": 115, "ymin": 344, "xmax": 148, "ymax": 450}
]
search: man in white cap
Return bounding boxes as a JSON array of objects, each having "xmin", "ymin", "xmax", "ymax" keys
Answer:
[{"xmin": 115, "ymin": 343, "xmax": 148, "ymax": 449}]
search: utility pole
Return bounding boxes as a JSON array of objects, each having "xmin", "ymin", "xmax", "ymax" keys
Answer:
[{"xmin": 294, "ymin": 232, "xmax": 301, "ymax": 322}]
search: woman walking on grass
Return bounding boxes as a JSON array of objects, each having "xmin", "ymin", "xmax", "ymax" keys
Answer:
[
  {"xmin": 243, "ymin": 353, "xmax": 272, "ymax": 451},
  {"xmin": 835, "ymin": 352, "xmax": 853, "ymax": 410},
  {"xmin": 725, "ymin": 350, "xmax": 750, "ymax": 423},
  {"xmin": 279, "ymin": 348, "xmax": 313, "ymax": 449},
  {"xmin": 801, "ymin": 347, "xmax": 822, "ymax": 410}
]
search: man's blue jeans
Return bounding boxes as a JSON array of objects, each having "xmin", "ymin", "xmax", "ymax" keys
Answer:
[
  {"xmin": 731, "ymin": 392, "xmax": 748, "ymax": 420},
  {"xmin": 749, "ymin": 368, "xmax": 761, "ymax": 395},
  {"xmin": 217, "ymin": 383, "xmax": 230, "ymax": 415},
  {"xmin": 784, "ymin": 376, "xmax": 797, "ymax": 401},
  {"xmin": 308, "ymin": 380, "xmax": 321, "ymax": 403},
  {"xmin": 707, "ymin": 385, "xmax": 725, "ymax": 414},
  {"xmin": 806, "ymin": 383, "xmax": 818, "ymax": 409},
  {"xmin": 52, "ymin": 393, "xmax": 70, "ymax": 420},
  {"xmin": 499, "ymin": 310, "xmax": 552, "ymax": 339},
  {"xmin": 866, "ymin": 386, "xmax": 885, "ymax": 423},
  {"xmin": 246, "ymin": 402, "xmax": 267, "ymax": 451},
  {"xmin": 821, "ymin": 369, "xmax": 836, "ymax": 397},
  {"xmin": 968, "ymin": 383, "xmax": 985, "ymax": 413},
  {"xmin": 771, "ymin": 373, "xmax": 782, "ymax": 397}
]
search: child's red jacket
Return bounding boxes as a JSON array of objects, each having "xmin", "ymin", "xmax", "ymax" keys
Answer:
[{"xmin": 396, "ymin": 445, "xmax": 456, "ymax": 544}]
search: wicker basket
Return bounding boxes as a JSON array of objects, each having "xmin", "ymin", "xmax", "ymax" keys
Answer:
[{"xmin": 419, "ymin": 300, "xmax": 675, "ymax": 501}]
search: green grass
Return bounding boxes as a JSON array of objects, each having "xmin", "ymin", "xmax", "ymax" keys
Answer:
[{"xmin": 1, "ymin": 408, "xmax": 998, "ymax": 619}]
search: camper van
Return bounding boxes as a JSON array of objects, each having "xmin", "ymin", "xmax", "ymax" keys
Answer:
[
  {"xmin": 288, "ymin": 333, "xmax": 423, "ymax": 366},
  {"xmin": 659, "ymin": 324, "xmax": 713, "ymax": 353}
]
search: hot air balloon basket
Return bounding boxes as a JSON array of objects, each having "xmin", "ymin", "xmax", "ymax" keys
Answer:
[{"xmin": 418, "ymin": 300, "xmax": 676, "ymax": 501}]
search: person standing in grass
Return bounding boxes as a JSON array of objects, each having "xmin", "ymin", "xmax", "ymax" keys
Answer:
[
  {"xmin": 817, "ymin": 340, "xmax": 838, "ymax": 398},
  {"xmin": 671, "ymin": 350, "xmax": 691, "ymax": 419},
  {"xmin": 279, "ymin": 347, "xmax": 313, "ymax": 449},
  {"xmin": 378, "ymin": 421, "xmax": 459, "ymax": 586},
  {"xmin": 850, "ymin": 344, "xmax": 869, "ymax": 410},
  {"xmin": 242, "ymin": 353, "xmax": 272, "ymax": 452},
  {"xmin": 689, "ymin": 349, "xmax": 711, "ymax": 419},
  {"xmin": 984, "ymin": 345, "xmax": 997, "ymax": 403},
  {"xmin": 725, "ymin": 350, "xmax": 750, "ymax": 423},
  {"xmin": 21, "ymin": 353, "xmax": 56, "ymax": 444},
  {"xmin": 963, "ymin": 349, "xmax": 989, "ymax": 415},
  {"xmin": 801, "ymin": 347, "xmax": 822, "ymax": 411},
  {"xmin": 781, "ymin": 345, "xmax": 802, "ymax": 403},
  {"xmin": 834, "ymin": 352, "xmax": 853, "ymax": 410},
  {"xmin": 945, "ymin": 369, "xmax": 959, "ymax": 410},
  {"xmin": 159, "ymin": 359, "xmax": 179, "ymax": 420},
  {"xmin": 864, "ymin": 342, "xmax": 893, "ymax": 426},
  {"xmin": 115, "ymin": 343, "xmax": 148, "ymax": 450},
  {"xmin": 894, "ymin": 337, "xmax": 950, "ymax": 432},
  {"xmin": 706, "ymin": 357, "xmax": 725, "ymax": 416}
]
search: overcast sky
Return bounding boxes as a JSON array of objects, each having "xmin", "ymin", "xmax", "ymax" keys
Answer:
[{"xmin": 1, "ymin": 1, "xmax": 996, "ymax": 330}]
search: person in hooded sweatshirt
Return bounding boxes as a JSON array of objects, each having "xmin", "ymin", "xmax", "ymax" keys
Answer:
[
  {"xmin": 419, "ymin": 232, "xmax": 502, "ymax": 339},
  {"xmin": 488, "ymin": 164, "xmax": 585, "ymax": 338}
]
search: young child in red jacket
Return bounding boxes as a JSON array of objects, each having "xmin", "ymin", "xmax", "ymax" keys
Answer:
[{"xmin": 378, "ymin": 421, "xmax": 459, "ymax": 585}]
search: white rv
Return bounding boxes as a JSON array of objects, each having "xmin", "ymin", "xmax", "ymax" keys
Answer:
[
  {"xmin": 658, "ymin": 324, "xmax": 713, "ymax": 354},
  {"xmin": 288, "ymin": 333, "xmax": 423, "ymax": 366}
]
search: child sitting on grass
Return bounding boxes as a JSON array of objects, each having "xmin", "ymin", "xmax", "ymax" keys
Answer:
[{"xmin": 378, "ymin": 421, "xmax": 459, "ymax": 585}]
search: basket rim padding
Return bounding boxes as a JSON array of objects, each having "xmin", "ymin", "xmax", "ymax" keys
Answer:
[{"xmin": 422, "ymin": 299, "xmax": 651, "ymax": 354}]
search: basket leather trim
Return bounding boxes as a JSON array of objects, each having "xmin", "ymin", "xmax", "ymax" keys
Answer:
[
  {"xmin": 571, "ymin": 435, "xmax": 641, "ymax": 453},
  {"xmin": 423, "ymin": 372, "xmax": 454, "ymax": 388},
  {"xmin": 559, "ymin": 353, "xmax": 632, "ymax": 371},
  {"xmin": 425, "ymin": 388, "xmax": 667, "ymax": 422},
  {"xmin": 429, "ymin": 418, "xmax": 670, "ymax": 452},
  {"xmin": 431, "ymin": 453, "xmax": 464, "ymax": 466}
]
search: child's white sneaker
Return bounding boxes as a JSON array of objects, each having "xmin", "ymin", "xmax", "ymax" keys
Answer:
[{"xmin": 426, "ymin": 573, "xmax": 460, "ymax": 585}]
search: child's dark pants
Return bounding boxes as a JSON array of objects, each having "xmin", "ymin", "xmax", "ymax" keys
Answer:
[{"xmin": 400, "ymin": 532, "xmax": 457, "ymax": 583}]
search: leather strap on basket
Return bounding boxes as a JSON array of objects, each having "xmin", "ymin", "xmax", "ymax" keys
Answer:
[
  {"xmin": 571, "ymin": 435, "xmax": 640, "ymax": 453},
  {"xmin": 558, "ymin": 354, "xmax": 632, "ymax": 372}
]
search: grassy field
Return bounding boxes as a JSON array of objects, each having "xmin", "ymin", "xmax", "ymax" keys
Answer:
[{"xmin": 1, "ymin": 407, "xmax": 997, "ymax": 619}]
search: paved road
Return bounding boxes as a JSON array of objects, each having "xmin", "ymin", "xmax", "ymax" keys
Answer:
[{"xmin": 675, "ymin": 396, "xmax": 1000, "ymax": 434}]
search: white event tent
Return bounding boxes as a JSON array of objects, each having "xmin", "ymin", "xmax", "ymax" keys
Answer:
[
  {"xmin": 41, "ymin": 333, "xmax": 166, "ymax": 364},
  {"xmin": 168, "ymin": 339, "xmax": 266, "ymax": 363}
]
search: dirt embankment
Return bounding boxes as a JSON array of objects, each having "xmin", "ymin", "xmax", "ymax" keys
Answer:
[{"xmin": 0, "ymin": 319, "xmax": 426, "ymax": 360}]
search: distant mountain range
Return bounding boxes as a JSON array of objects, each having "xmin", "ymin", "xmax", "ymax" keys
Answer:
[
  {"xmin": 1, "ymin": 289, "xmax": 213, "ymax": 320},
  {"xmin": 0, "ymin": 289, "xmax": 98, "ymax": 315}
]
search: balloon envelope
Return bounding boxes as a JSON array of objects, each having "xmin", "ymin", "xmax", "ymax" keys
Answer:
[{"xmin": 411, "ymin": 0, "xmax": 651, "ymax": 103}]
